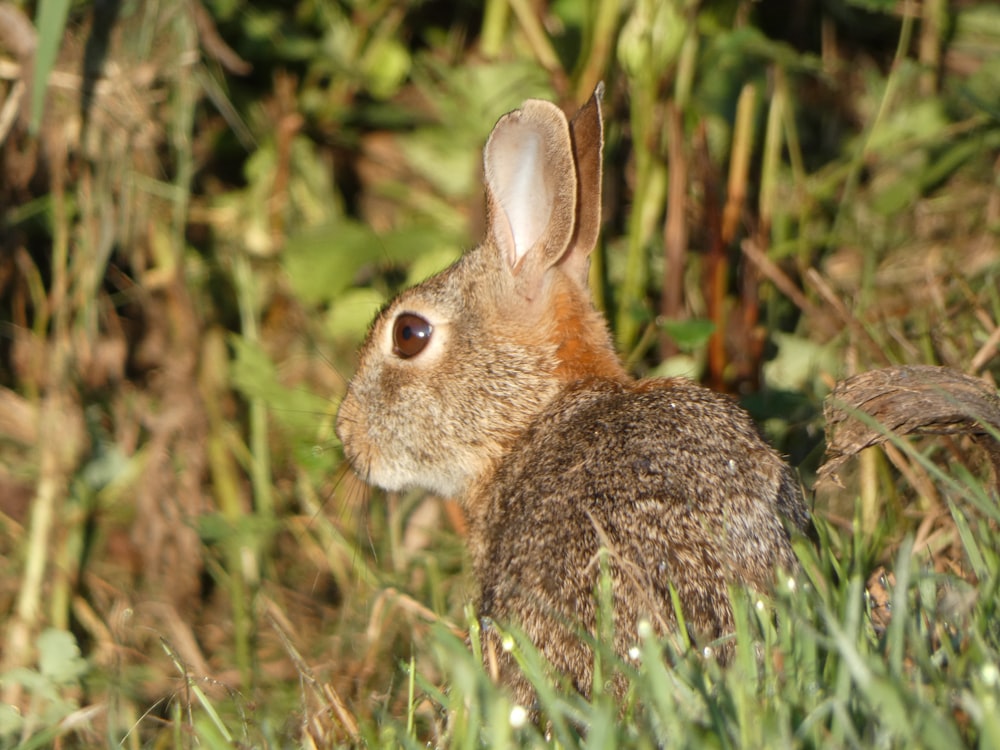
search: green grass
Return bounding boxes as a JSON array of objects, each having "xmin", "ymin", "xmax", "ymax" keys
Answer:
[
  {"xmin": 429, "ymin": 508, "xmax": 997, "ymax": 749},
  {"xmin": 67, "ymin": 499, "xmax": 996, "ymax": 749}
]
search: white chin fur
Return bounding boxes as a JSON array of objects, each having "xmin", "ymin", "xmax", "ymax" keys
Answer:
[{"xmin": 366, "ymin": 460, "xmax": 465, "ymax": 499}]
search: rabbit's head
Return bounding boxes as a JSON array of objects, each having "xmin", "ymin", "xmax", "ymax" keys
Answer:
[{"xmin": 336, "ymin": 86, "xmax": 625, "ymax": 499}]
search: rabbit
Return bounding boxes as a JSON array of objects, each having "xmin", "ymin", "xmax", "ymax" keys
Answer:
[{"xmin": 336, "ymin": 84, "xmax": 811, "ymax": 709}]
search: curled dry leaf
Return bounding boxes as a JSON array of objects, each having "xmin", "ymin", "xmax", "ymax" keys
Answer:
[{"xmin": 819, "ymin": 365, "xmax": 1000, "ymax": 490}]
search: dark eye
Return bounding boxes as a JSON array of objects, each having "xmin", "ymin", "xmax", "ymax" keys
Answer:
[{"xmin": 392, "ymin": 313, "xmax": 433, "ymax": 359}]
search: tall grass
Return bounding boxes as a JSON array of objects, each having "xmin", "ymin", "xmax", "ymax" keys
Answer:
[{"xmin": 327, "ymin": 496, "xmax": 1000, "ymax": 749}]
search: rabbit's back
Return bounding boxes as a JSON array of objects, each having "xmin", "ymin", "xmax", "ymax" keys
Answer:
[{"xmin": 470, "ymin": 377, "xmax": 808, "ymax": 701}]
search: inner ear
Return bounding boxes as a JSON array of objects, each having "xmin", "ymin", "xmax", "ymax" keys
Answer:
[
  {"xmin": 483, "ymin": 100, "xmax": 577, "ymax": 275},
  {"xmin": 486, "ymin": 124, "xmax": 551, "ymax": 268}
]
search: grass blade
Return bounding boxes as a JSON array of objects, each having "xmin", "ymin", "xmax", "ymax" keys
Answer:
[{"xmin": 30, "ymin": 0, "xmax": 71, "ymax": 132}]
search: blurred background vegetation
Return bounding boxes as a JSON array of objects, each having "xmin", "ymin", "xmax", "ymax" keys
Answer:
[{"xmin": 0, "ymin": 0, "xmax": 998, "ymax": 746}]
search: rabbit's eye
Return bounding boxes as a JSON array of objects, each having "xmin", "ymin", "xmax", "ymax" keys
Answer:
[{"xmin": 392, "ymin": 313, "xmax": 433, "ymax": 359}]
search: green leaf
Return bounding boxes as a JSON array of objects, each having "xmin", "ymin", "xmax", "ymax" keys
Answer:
[
  {"xmin": 31, "ymin": 0, "xmax": 72, "ymax": 132},
  {"xmin": 228, "ymin": 336, "xmax": 330, "ymax": 435},
  {"xmin": 867, "ymin": 98, "xmax": 949, "ymax": 153},
  {"xmin": 378, "ymin": 225, "xmax": 462, "ymax": 269},
  {"xmin": 0, "ymin": 701, "xmax": 24, "ymax": 736},
  {"xmin": 398, "ymin": 130, "xmax": 481, "ymax": 198},
  {"xmin": 763, "ymin": 332, "xmax": 840, "ymax": 392},
  {"xmin": 362, "ymin": 36, "xmax": 411, "ymax": 100},
  {"xmin": 37, "ymin": 628, "xmax": 87, "ymax": 685},
  {"xmin": 325, "ymin": 287, "xmax": 385, "ymax": 342},
  {"xmin": 659, "ymin": 318, "xmax": 716, "ymax": 351},
  {"xmin": 283, "ymin": 220, "xmax": 382, "ymax": 305}
]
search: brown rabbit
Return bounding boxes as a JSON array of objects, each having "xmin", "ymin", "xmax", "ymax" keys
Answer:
[{"xmin": 336, "ymin": 85, "xmax": 810, "ymax": 708}]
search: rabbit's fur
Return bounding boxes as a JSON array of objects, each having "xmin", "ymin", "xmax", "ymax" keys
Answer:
[{"xmin": 336, "ymin": 86, "xmax": 810, "ymax": 708}]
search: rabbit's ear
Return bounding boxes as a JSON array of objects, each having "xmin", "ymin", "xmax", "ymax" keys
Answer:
[
  {"xmin": 563, "ymin": 83, "xmax": 605, "ymax": 288},
  {"xmin": 483, "ymin": 99, "xmax": 577, "ymax": 285}
]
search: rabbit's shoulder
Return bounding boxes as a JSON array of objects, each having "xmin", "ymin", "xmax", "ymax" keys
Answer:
[
  {"xmin": 503, "ymin": 377, "xmax": 784, "ymax": 492},
  {"xmin": 468, "ymin": 377, "xmax": 804, "ymax": 570}
]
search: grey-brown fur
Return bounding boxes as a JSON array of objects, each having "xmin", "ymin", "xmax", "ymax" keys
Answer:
[
  {"xmin": 336, "ymin": 86, "xmax": 811, "ymax": 710},
  {"xmin": 469, "ymin": 378, "xmax": 807, "ymax": 706}
]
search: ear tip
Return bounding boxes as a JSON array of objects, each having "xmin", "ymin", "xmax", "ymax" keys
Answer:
[
  {"xmin": 593, "ymin": 81, "xmax": 605, "ymax": 101},
  {"xmin": 520, "ymin": 98, "xmax": 568, "ymax": 122}
]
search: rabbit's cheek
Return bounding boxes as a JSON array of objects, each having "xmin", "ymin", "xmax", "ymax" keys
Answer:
[
  {"xmin": 337, "ymin": 404, "xmax": 411, "ymax": 492},
  {"xmin": 337, "ymin": 364, "xmax": 466, "ymax": 496},
  {"xmin": 336, "ymin": 369, "xmax": 403, "ymax": 484},
  {"xmin": 334, "ymin": 392, "xmax": 374, "ymax": 483}
]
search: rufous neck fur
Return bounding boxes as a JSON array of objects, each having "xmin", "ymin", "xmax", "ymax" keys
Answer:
[{"xmin": 543, "ymin": 274, "xmax": 628, "ymax": 385}]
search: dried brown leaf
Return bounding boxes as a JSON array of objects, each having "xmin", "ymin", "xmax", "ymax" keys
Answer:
[{"xmin": 819, "ymin": 365, "xmax": 1000, "ymax": 489}]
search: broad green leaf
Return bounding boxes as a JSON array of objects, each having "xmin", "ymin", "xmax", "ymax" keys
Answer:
[
  {"xmin": 283, "ymin": 220, "xmax": 382, "ymax": 304},
  {"xmin": 37, "ymin": 628, "xmax": 87, "ymax": 684},
  {"xmin": 764, "ymin": 332, "xmax": 840, "ymax": 392},
  {"xmin": 0, "ymin": 702, "xmax": 24, "ymax": 735},
  {"xmin": 659, "ymin": 318, "xmax": 716, "ymax": 351},
  {"xmin": 379, "ymin": 225, "xmax": 462, "ymax": 268},
  {"xmin": 325, "ymin": 287, "xmax": 385, "ymax": 342}
]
